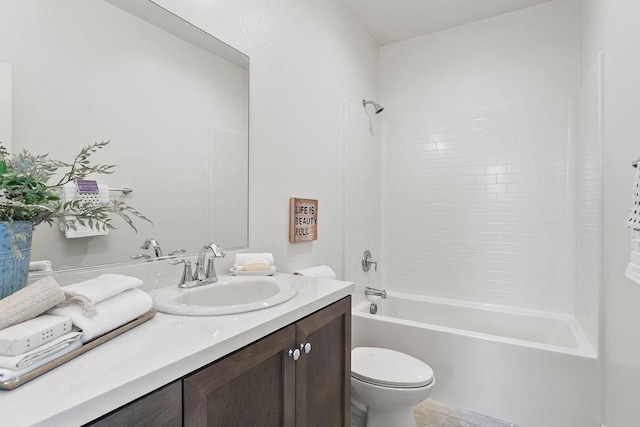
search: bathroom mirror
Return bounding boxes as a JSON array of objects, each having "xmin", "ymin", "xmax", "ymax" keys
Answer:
[{"xmin": 0, "ymin": 0, "xmax": 249, "ymax": 271}]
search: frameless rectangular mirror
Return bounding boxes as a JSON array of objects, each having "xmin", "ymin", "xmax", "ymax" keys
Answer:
[{"xmin": 0, "ymin": 0, "xmax": 249, "ymax": 271}]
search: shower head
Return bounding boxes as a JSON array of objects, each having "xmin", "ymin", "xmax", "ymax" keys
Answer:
[{"xmin": 362, "ymin": 99, "xmax": 384, "ymax": 114}]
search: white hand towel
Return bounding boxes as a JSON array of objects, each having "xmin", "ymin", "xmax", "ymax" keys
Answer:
[
  {"xmin": 293, "ymin": 265, "xmax": 337, "ymax": 280},
  {"xmin": 0, "ymin": 276, "xmax": 66, "ymax": 330},
  {"xmin": 632, "ymin": 251, "xmax": 640, "ymax": 267},
  {"xmin": 48, "ymin": 288, "xmax": 152, "ymax": 343},
  {"xmin": 625, "ymin": 262, "xmax": 640, "ymax": 286},
  {"xmin": 234, "ymin": 253, "xmax": 274, "ymax": 269},
  {"xmin": 59, "ymin": 274, "xmax": 144, "ymax": 316},
  {"xmin": 0, "ymin": 339, "xmax": 82, "ymax": 382},
  {"xmin": 0, "ymin": 331, "xmax": 82, "ymax": 369},
  {"xmin": 632, "ymin": 239, "xmax": 640, "ymax": 252},
  {"xmin": 29, "ymin": 260, "xmax": 53, "ymax": 272},
  {"xmin": 627, "ymin": 166, "xmax": 640, "ymax": 230}
]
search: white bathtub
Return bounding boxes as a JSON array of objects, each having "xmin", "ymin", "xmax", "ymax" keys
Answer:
[{"xmin": 352, "ymin": 293, "xmax": 598, "ymax": 427}]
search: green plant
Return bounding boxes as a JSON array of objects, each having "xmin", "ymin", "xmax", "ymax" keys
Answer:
[{"xmin": 0, "ymin": 140, "xmax": 150, "ymax": 234}]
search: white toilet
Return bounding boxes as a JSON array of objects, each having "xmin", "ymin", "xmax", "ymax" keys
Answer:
[{"xmin": 351, "ymin": 347, "xmax": 435, "ymax": 427}]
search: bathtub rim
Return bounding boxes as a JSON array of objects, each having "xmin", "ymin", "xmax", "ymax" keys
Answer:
[{"xmin": 353, "ymin": 291, "xmax": 596, "ymax": 359}]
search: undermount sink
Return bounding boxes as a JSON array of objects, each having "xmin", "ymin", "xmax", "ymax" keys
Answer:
[{"xmin": 152, "ymin": 276, "xmax": 298, "ymax": 316}]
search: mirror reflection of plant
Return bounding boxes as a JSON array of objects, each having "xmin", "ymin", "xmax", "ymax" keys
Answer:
[{"xmin": 0, "ymin": 140, "xmax": 151, "ymax": 233}]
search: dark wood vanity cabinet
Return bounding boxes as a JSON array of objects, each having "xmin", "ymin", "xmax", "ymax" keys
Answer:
[
  {"xmin": 293, "ymin": 296, "xmax": 351, "ymax": 426},
  {"xmin": 87, "ymin": 296, "xmax": 351, "ymax": 427},
  {"xmin": 86, "ymin": 381, "xmax": 182, "ymax": 427},
  {"xmin": 184, "ymin": 296, "xmax": 351, "ymax": 427}
]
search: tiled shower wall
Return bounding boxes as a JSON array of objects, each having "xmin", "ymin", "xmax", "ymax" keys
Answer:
[
  {"xmin": 344, "ymin": 101, "xmax": 381, "ymax": 300},
  {"xmin": 376, "ymin": 0, "xmax": 581, "ymax": 314},
  {"xmin": 382, "ymin": 100, "xmax": 575, "ymax": 312}
]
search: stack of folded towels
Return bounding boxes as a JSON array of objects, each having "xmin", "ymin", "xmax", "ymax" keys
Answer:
[
  {"xmin": 233, "ymin": 253, "xmax": 275, "ymax": 272},
  {"xmin": 626, "ymin": 239, "xmax": 640, "ymax": 285},
  {"xmin": 0, "ymin": 277, "xmax": 77, "ymax": 382},
  {"xmin": 0, "ymin": 273, "xmax": 152, "ymax": 382},
  {"xmin": 48, "ymin": 274, "xmax": 152, "ymax": 343}
]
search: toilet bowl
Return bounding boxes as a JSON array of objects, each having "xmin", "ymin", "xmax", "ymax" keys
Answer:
[{"xmin": 351, "ymin": 347, "xmax": 435, "ymax": 427}]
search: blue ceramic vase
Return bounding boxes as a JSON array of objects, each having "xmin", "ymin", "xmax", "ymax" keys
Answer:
[{"xmin": 0, "ymin": 221, "xmax": 34, "ymax": 299}]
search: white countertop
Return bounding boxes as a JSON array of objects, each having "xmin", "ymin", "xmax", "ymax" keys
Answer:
[{"xmin": 0, "ymin": 273, "xmax": 354, "ymax": 426}]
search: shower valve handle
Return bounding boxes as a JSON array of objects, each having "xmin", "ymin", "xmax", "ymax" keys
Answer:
[{"xmin": 362, "ymin": 250, "xmax": 378, "ymax": 272}]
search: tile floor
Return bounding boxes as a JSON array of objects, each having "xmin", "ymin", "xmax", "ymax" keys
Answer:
[{"xmin": 414, "ymin": 399, "xmax": 519, "ymax": 427}]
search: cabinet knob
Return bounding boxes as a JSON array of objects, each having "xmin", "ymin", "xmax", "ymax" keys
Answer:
[
  {"xmin": 288, "ymin": 348, "xmax": 301, "ymax": 361},
  {"xmin": 299, "ymin": 342, "xmax": 312, "ymax": 354}
]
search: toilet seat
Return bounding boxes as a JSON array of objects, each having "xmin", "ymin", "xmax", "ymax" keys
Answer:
[{"xmin": 351, "ymin": 347, "xmax": 434, "ymax": 389}]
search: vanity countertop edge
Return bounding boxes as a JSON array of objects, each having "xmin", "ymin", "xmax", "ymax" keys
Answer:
[{"xmin": 0, "ymin": 273, "xmax": 354, "ymax": 427}]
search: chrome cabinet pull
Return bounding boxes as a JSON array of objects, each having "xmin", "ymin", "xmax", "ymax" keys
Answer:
[
  {"xmin": 288, "ymin": 348, "xmax": 301, "ymax": 361},
  {"xmin": 300, "ymin": 342, "xmax": 312, "ymax": 354}
]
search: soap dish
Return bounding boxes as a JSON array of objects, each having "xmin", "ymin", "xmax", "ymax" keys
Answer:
[{"xmin": 229, "ymin": 266, "xmax": 277, "ymax": 276}]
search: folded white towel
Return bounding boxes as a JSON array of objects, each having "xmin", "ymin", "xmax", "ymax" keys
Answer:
[
  {"xmin": 0, "ymin": 339, "xmax": 82, "ymax": 382},
  {"xmin": 625, "ymin": 262, "xmax": 640, "ymax": 285},
  {"xmin": 48, "ymin": 289, "xmax": 152, "ymax": 343},
  {"xmin": 0, "ymin": 276, "xmax": 66, "ymax": 330},
  {"xmin": 631, "ymin": 251, "xmax": 640, "ymax": 266},
  {"xmin": 293, "ymin": 265, "xmax": 337, "ymax": 280},
  {"xmin": 29, "ymin": 260, "xmax": 53, "ymax": 272},
  {"xmin": 234, "ymin": 253, "xmax": 274, "ymax": 269},
  {"xmin": 0, "ymin": 331, "xmax": 82, "ymax": 370},
  {"xmin": 59, "ymin": 274, "xmax": 144, "ymax": 316},
  {"xmin": 632, "ymin": 239, "xmax": 640, "ymax": 252}
]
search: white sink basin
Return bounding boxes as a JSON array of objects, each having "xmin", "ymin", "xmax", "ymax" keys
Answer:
[{"xmin": 152, "ymin": 276, "xmax": 298, "ymax": 316}]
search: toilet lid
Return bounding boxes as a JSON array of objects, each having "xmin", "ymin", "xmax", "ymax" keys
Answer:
[{"xmin": 351, "ymin": 347, "xmax": 434, "ymax": 388}]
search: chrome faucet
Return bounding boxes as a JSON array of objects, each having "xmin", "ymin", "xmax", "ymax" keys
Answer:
[
  {"xmin": 365, "ymin": 286, "xmax": 387, "ymax": 299},
  {"xmin": 194, "ymin": 243, "xmax": 226, "ymax": 283},
  {"xmin": 171, "ymin": 243, "xmax": 226, "ymax": 289},
  {"xmin": 141, "ymin": 238, "xmax": 163, "ymax": 258}
]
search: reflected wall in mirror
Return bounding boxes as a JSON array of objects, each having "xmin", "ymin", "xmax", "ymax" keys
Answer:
[{"xmin": 0, "ymin": 0, "xmax": 249, "ymax": 271}]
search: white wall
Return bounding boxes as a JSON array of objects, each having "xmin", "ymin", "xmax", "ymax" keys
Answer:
[
  {"xmin": 582, "ymin": 1, "xmax": 640, "ymax": 425},
  {"xmin": 154, "ymin": 0, "xmax": 379, "ymax": 279},
  {"xmin": 378, "ymin": 0, "xmax": 581, "ymax": 313},
  {"xmin": 0, "ymin": 63, "xmax": 10, "ymax": 150}
]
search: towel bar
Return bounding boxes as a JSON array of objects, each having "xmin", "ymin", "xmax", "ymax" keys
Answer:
[{"xmin": 108, "ymin": 187, "xmax": 133, "ymax": 194}]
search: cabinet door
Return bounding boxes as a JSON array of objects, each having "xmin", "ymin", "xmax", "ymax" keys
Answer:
[
  {"xmin": 86, "ymin": 381, "xmax": 182, "ymax": 427},
  {"xmin": 295, "ymin": 296, "xmax": 351, "ymax": 427},
  {"xmin": 184, "ymin": 325, "xmax": 296, "ymax": 427}
]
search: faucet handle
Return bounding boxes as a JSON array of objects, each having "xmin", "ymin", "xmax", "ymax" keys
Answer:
[
  {"xmin": 170, "ymin": 258, "xmax": 193, "ymax": 287},
  {"xmin": 208, "ymin": 243, "xmax": 225, "ymax": 258},
  {"xmin": 204, "ymin": 256, "xmax": 219, "ymax": 282},
  {"xmin": 362, "ymin": 250, "xmax": 378, "ymax": 272}
]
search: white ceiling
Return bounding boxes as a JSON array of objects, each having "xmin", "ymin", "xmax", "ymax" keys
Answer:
[{"xmin": 342, "ymin": 0, "xmax": 555, "ymax": 46}]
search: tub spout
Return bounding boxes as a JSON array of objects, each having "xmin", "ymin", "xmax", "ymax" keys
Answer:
[{"xmin": 365, "ymin": 286, "xmax": 387, "ymax": 299}]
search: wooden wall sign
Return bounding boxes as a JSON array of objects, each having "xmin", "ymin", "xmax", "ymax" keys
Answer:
[{"xmin": 289, "ymin": 198, "xmax": 318, "ymax": 243}]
